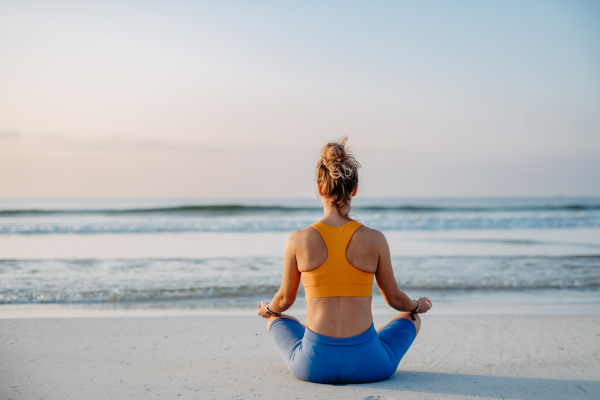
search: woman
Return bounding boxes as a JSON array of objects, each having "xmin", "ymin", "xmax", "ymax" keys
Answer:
[{"xmin": 257, "ymin": 137, "xmax": 432, "ymax": 384}]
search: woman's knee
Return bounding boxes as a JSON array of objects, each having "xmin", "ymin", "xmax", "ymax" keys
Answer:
[
  {"xmin": 383, "ymin": 312, "xmax": 421, "ymax": 336},
  {"xmin": 266, "ymin": 314, "xmax": 302, "ymax": 334}
]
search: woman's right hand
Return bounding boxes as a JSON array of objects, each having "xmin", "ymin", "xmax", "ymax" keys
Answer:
[
  {"xmin": 257, "ymin": 301, "xmax": 270, "ymax": 318},
  {"xmin": 416, "ymin": 297, "xmax": 432, "ymax": 314}
]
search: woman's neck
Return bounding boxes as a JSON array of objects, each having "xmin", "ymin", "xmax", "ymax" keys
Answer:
[{"xmin": 320, "ymin": 200, "xmax": 352, "ymax": 226}]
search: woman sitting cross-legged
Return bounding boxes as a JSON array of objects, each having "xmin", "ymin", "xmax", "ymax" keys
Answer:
[{"xmin": 257, "ymin": 136, "xmax": 432, "ymax": 384}]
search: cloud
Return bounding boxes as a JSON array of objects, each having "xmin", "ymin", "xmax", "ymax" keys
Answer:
[
  {"xmin": 112, "ymin": 139, "xmax": 224, "ymax": 153},
  {"xmin": 41, "ymin": 135, "xmax": 224, "ymax": 154},
  {"xmin": 0, "ymin": 131, "xmax": 21, "ymax": 139},
  {"xmin": 0, "ymin": 133, "xmax": 223, "ymax": 156}
]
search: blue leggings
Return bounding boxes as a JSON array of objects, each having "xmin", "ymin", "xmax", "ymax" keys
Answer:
[{"xmin": 269, "ymin": 318, "xmax": 416, "ymax": 384}]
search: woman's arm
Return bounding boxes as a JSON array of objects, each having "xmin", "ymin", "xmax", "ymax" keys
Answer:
[
  {"xmin": 257, "ymin": 231, "xmax": 302, "ymax": 318},
  {"xmin": 374, "ymin": 231, "xmax": 432, "ymax": 313}
]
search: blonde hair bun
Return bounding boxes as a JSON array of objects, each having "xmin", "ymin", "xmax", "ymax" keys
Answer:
[{"xmin": 316, "ymin": 136, "xmax": 361, "ymax": 219}]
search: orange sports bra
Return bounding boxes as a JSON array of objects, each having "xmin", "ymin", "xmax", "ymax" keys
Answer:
[{"xmin": 301, "ymin": 220, "xmax": 374, "ymax": 298}]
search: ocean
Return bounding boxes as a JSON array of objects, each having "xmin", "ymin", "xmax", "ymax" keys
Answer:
[{"xmin": 1, "ymin": 197, "xmax": 599, "ymax": 317}]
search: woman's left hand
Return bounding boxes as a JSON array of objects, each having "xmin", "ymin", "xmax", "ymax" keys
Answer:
[
  {"xmin": 416, "ymin": 297, "xmax": 432, "ymax": 314},
  {"xmin": 257, "ymin": 301, "xmax": 270, "ymax": 318}
]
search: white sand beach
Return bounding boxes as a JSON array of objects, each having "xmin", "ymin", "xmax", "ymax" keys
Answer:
[{"xmin": 2, "ymin": 314, "xmax": 599, "ymax": 400}]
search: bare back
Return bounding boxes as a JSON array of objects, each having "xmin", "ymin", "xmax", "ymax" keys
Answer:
[{"xmin": 293, "ymin": 223, "xmax": 382, "ymax": 338}]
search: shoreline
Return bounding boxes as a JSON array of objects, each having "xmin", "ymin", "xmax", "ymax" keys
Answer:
[
  {"xmin": 3, "ymin": 288, "xmax": 600, "ymax": 319},
  {"xmin": 3, "ymin": 304, "xmax": 600, "ymax": 319},
  {"xmin": 2, "ymin": 315, "xmax": 599, "ymax": 399}
]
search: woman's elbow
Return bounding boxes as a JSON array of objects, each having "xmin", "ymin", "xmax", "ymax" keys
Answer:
[
  {"xmin": 381, "ymin": 293, "xmax": 394, "ymax": 307},
  {"xmin": 385, "ymin": 293, "xmax": 404, "ymax": 310},
  {"xmin": 283, "ymin": 294, "xmax": 296, "ymax": 307},
  {"xmin": 277, "ymin": 290, "xmax": 296, "ymax": 307}
]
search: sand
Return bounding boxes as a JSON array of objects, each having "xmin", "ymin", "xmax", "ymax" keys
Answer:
[{"xmin": 1, "ymin": 314, "xmax": 599, "ymax": 400}]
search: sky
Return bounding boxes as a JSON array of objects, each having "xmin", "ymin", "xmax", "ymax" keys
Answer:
[{"xmin": 1, "ymin": 0, "xmax": 599, "ymax": 198}]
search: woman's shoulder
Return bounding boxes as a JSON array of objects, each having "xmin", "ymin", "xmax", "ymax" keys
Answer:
[
  {"xmin": 287, "ymin": 225, "xmax": 321, "ymax": 245},
  {"xmin": 354, "ymin": 224, "xmax": 387, "ymax": 245}
]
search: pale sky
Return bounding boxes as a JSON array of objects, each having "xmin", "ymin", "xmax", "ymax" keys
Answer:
[{"xmin": 1, "ymin": 0, "xmax": 599, "ymax": 198}]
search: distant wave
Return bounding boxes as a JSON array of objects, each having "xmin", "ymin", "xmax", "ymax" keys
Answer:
[
  {"xmin": 2, "ymin": 213, "xmax": 600, "ymax": 234},
  {"xmin": 2, "ymin": 203, "xmax": 600, "ymax": 216},
  {"xmin": 0, "ymin": 205, "xmax": 316, "ymax": 216}
]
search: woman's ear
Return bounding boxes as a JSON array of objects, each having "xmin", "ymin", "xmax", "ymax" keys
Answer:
[
  {"xmin": 318, "ymin": 185, "xmax": 323, "ymax": 196},
  {"xmin": 352, "ymin": 185, "xmax": 358, "ymax": 197}
]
